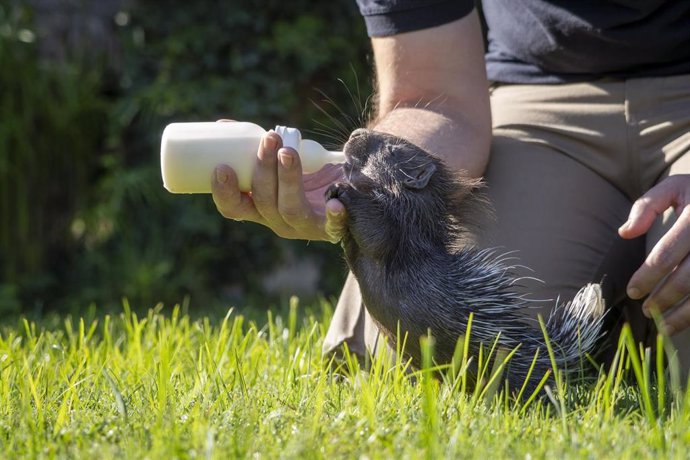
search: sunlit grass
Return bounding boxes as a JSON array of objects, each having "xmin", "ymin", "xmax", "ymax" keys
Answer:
[{"xmin": 1, "ymin": 298, "xmax": 689, "ymax": 459}]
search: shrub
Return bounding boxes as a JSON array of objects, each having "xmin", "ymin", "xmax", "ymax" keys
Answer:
[{"xmin": 0, "ymin": 0, "xmax": 372, "ymax": 313}]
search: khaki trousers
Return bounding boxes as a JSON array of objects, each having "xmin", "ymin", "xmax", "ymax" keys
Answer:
[{"xmin": 324, "ymin": 74, "xmax": 690, "ymax": 369}]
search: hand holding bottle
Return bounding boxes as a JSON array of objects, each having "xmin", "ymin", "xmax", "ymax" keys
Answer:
[{"xmin": 211, "ymin": 127, "xmax": 347, "ymax": 243}]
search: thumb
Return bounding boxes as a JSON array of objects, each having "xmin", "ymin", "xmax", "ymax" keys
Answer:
[{"xmin": 325, "ymin": 198, "xmax": 347, "ymax": 243}]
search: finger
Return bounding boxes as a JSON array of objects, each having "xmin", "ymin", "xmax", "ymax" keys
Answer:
[
  {"xmin": 251, "ymin": 132, "xmax": 288, "ymax": 226},
  {"xmin": 212, "ymin": 165, "xmax": 264, "ymax": 222},
  {"xmin": 643, "ymin": 251, "xmax": 690, "ymax": 317},
  {"xmin": 618, "ymin": 191, "xmax": 673, "ymax": 243},
  {"xmin": 303, "ymin": 164, "xmax": 344, "ymax": 191},
  {"xmin": 325, "ymin": 199, "xmax": 347, "ymax": 243},
  {"xmin": 662, "ymin": 297, "xmax": 690, "ymax": 336},
  {"xmin": 304, "ymin": 164, "xmax": 345, "ymax": 212},
  {"xmin": 618, "ymin": 198, "xmax": 659, "ymax": 239},
  {"xmin": 619, "ymin": 183, "xmax": 678, "ymax": 239},
  {"xmin": 277, "ymin": 147, "xmax": 317, "ymax": 230},
  {"xmin": 627, "ymin": 206, "xmax": 690, "ymax": 300}
]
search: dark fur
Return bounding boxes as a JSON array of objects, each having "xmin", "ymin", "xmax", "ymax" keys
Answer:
[{"xmin": 326, "ymin": 129, "xmax": 605, "ymax": 394}]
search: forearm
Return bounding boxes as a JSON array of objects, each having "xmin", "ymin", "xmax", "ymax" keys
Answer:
[
  {"xmin": 371, "ymin": 105, "xmax": 490, "ymax": 178},
  {"xmin": 366, "ymin": 11, "xmax": 491, "ymax": 179}
]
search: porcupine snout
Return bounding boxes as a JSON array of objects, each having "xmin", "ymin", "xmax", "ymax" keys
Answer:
[{"xmin": 343, "ymin": 128, "xmax": 373, "ymax": 163}]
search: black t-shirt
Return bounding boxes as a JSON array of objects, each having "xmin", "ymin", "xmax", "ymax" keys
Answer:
[{"xmin": 355, "ymin": 0, "xmax": 690, "ymax": 83}]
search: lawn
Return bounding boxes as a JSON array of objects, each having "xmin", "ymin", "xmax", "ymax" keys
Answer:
[{"xmin": 1, "ymin": 298, "xmax": 689, "ymax": 459}]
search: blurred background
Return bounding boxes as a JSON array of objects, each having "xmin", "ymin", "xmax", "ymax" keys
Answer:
[{"xmin": 0, "ymin": 0, "xmax": 372, "ymax": 316}]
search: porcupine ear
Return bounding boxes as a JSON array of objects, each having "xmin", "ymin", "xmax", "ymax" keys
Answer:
[{"xmin": 402, "ymin": 162, "xmax": 437, "ymax": 189}]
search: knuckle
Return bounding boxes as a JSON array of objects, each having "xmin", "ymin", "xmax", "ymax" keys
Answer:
[
  {"xmin": 669, "ymin": 307, "xmax": 690, "ymax": 334},
  {"xmin": 279, "ymin": 206, "xmax": 309, "ymax": 225},
  {"xmin": 634, "ymin": 196, "xmax": 653, "ymax": 208},
  {"xmin": 647, "ymin": 249, "xmax": 676, "ymax": 272},
  {"xmin": 650, "ymin": 294, "xmax": 676, "ymax": 314},
  {"xmin": 326, "ymin": 227, "xmax": 345, "ymax": 243},
  {"xmin": 251, "ymin": 195, "xmax": 271, "ymax": 209},
  {"xmin": 251, "ymin": 192, "xmax": 275, "ymax": 210},
  {"xmin": 631, "ymin": 199, "xmax": 645, "ymax": 211},
  {"xmin": 215, "ymin": 204, "xmax": 239, "ymax": 220},
  {"xmin": 329, "ymin": 215, "xmax": 347, "ymax": 232},
  {"xmin": 666, "ymin": 275, "xmax": 690, "ymax": 297}
]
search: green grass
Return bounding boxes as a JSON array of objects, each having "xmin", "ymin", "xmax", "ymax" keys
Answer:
[{"xmin": 1, "ymin": 298, "xmax": 690, "ymax": 459}]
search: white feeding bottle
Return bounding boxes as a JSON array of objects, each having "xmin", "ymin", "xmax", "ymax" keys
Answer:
[{"xmin": 160, "ymin": 121, "xmax": 345, "ymax": 193}]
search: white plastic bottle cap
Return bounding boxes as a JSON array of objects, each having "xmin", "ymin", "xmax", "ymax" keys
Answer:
[{"xmin": 274, "ymin": 125, "xmax": 301, "ymax": 151}]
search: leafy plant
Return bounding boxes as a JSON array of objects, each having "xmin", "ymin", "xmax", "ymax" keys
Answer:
[
  {"xmin": 1, "ymin": 0, "xmax": 372, "ymax": 312},
  {"xmin": 0, "ymin": 3, "xmax": 109, "ymax": 307}
]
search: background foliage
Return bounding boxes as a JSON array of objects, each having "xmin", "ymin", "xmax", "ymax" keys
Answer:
[{"xmin": 0, "ymin": 0, "xmax": 372, "ymax": 314}]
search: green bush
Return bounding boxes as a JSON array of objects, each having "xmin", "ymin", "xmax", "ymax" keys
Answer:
[
  {"xmin": 0, "ymin": 0, "xmax": 372, "ymax": 313},
  {"xmin": 0, "ymin": 3, "xmax": 109, "ymax": 313}
]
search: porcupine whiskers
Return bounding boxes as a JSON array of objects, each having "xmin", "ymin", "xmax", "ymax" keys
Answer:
[
  {"xmin": 329, "ymin": 129, "xmax": 607, "ymax": 394},
  {"xmin": 307, "ymin": 75, "xmax": 375, "ymax": 151}
]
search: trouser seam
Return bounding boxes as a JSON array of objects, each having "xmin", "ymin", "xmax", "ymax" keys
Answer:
[{"xmin": 624, "ymin": 79, "xmax": 643, "ymax": 199}]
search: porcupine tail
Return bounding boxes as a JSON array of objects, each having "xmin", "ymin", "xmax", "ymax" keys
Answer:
[
  {"xmin": 508, "ymin": 283, "xmax": 606, "ymax": 392},
  {"xmin": 545, "ymin": 283, "xmax": 607, "ymax": 369},
  {"xmin": 502, "ymin": 283, "xmax": 606, "ymax": 394}
]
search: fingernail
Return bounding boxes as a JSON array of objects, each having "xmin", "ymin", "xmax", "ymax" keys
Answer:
[
  {"xmin": 279, "ymin": 150, "xmax": 294, "ymax": 168},
  {"xmin": 216, "ymin": 168, "xmax": 228, "ymax": 184},
  {"xmin": 628, "ymin": 287, "xmax": 641, "ymax": 299},
  {"xmin": 263, "ymin": 134, "xmax": 278, "ymax": 152}
]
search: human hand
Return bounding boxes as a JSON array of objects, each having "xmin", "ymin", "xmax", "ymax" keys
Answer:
[
  {"xmin": 618, "ymin": 174, "xmax": 690, "ymax": 335},
  {"xmin": 211, "ymin": 128, "xmax": 347, "ymax": 242}
]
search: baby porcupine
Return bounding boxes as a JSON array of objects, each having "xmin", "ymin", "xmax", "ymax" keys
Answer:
[{"xmin": 326, "ymin": 129, "xmax": 606, "ymax": 393}]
